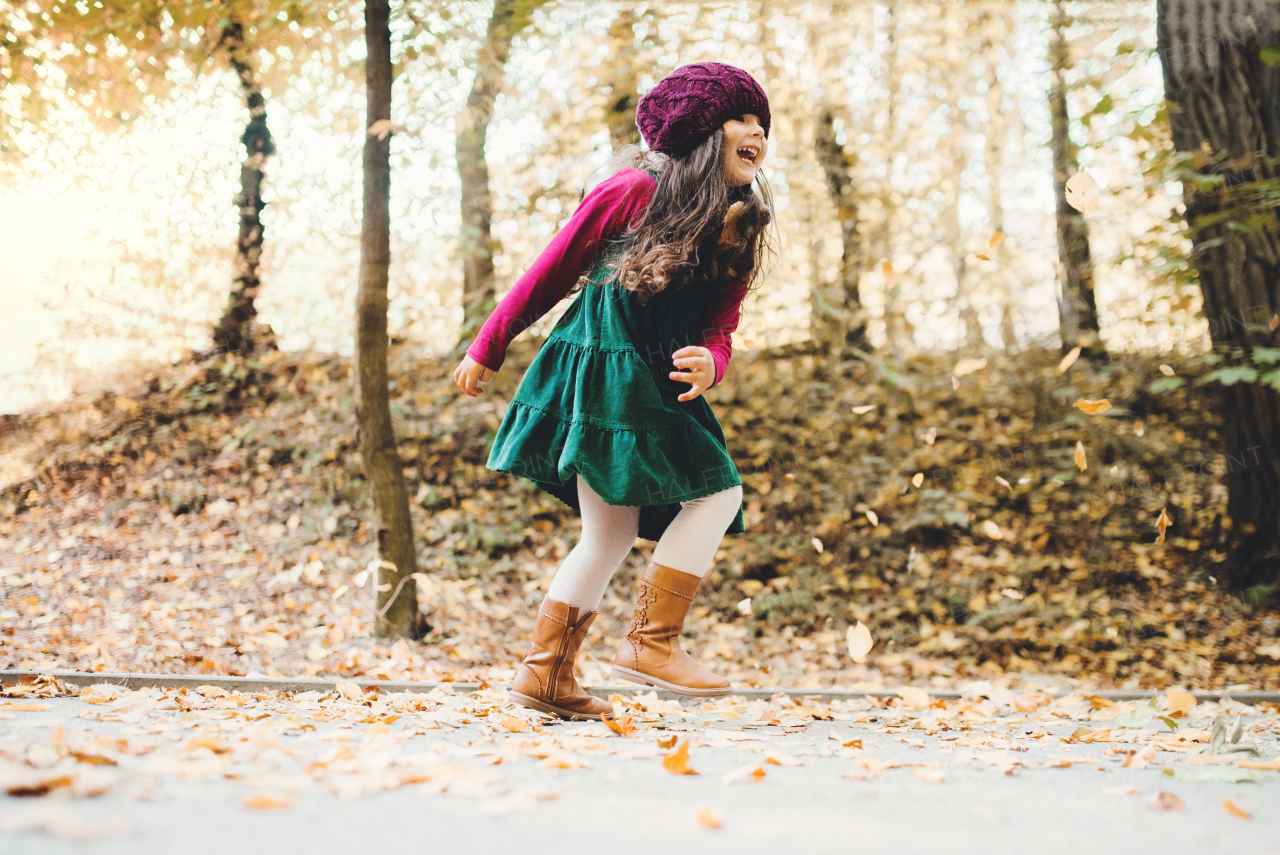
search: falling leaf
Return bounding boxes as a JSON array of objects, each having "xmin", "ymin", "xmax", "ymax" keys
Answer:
[
  {"xmin": 921, "ymin": 428, "xmax": 937, "ymax": 445},
  {"xmin": 695, "ymin": 806, "xmax": 722, "ymax": 829},
  {"xmin": 1155, "ymin": 507, "xmax": 1172, "ymax": 545},
  {"xmin": 847, "ymin": 622, "xmax": 873, "ymax": 663},
  {"xmin": 243, "ymin": 794, "xmax": 292, "ymax": 810},
  {"xmin": 1073, "ymin": 399, "xmax": 1111, "ymax": 415},
  {"xmin": 662, "ymin": 740, "xmax": 698, "ymax": 775},
  {"xmin": 1074, "ymin": 441, "xmax": 1087, "ymax": 472},
  {"xmin": 1166, "ymin": 689, "xmax": 1196, "ymax": 716},
  {"xmin": 995, "ymin": 476, "xmax": 1011, "ymax": 489},
  {"xmin": 720, "ymin": 764, "xmax": 767, "ymax": 784},
  {"xmin": 1057, "ymin": 346, "xmax": 1082, "ymax": 374},
  {"xmin": 656, "ymin": 735, "xmax": 678, "ymax": 750},
  {"xmin": 1159, "ymin": 364, "xmax": 1175, "ymax": 376},
  {"xmin": 1222, "ymin": 798, "xmax": 1252, "ymax": 820},
  {"xmin": 851, "ymin": 405, "xmax": 875, "ymax": 415},
  {"xmin": 367, "ymin": 119, "xmax": 396, "ymax": 140},
  {"xmin": 952, "ymin": 358, "xmax": 988, "ymax": 378},
  {"xmin": 603, "ymin": 714, "xmax": 636, "ymax": 738},
  {"xmin": 811, "ymin": 537, "xmax": 824, "ymax": 553},
  {"xmin": 989, "ymin": 232, "xmax": 1005, "ymax": 249},
  {"xmin": 952, "ymin": 375, "xmax": 959, "ymax": 390},
  {"xmin": 1169, "ymin": 327, "xmax": 1183, "ymax": 339},
  {"xmin": 1148, "ymin": 792, "xmax": 1183, "ymax": 811},
  {"xmin": 974, "ymin": 252, "xmax": 990, "ymax": 261},
  {"xmin": 865, "ymin": 510, "xmax": 879, "ymax": 526},
  {"xmin": 912, "ymin": 472, "xmax": 924, "ymax": 488},
  {"xmin": 736, "ymin": 598, "xmax": 753, "ymax": 617},
  {"xmin": 0, "ymin": 702, "xmax": 52, "ymax": 712},
  {"xmin": 981, "ymin": 520, "xmax": 1002, "ymax": 540},
  {"xmin": 880, "ymin": 261, "xmax": 895, "ymax": 284},
  {"xmin": 1065, "ymin": 170, "xmax": 1100, "ymax": 215},
  {"xmin": 1271, "ymin": 314, "xmax": 1279, "ymax": 331}
]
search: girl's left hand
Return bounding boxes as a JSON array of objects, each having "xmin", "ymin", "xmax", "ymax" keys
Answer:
[{"xmin": 670, "ymin": 346, "xmax": 714, "ymax": 402}]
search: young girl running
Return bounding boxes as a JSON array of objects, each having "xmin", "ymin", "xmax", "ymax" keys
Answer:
[{"xmin": 453, "ymin": 62, "xmax": 774, "ymax": 720}]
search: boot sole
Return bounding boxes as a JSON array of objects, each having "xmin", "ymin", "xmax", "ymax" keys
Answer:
[
  {"xmin": 612, "ymin": 666, "xmax": 732, "ymax": 698},
  {"xmin": 509, "ymin": 691, "xmax": 607, "ymax": 721}
]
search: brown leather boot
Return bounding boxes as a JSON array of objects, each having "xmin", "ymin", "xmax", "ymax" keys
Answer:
[
  {"xmin": 613, "ymin": 561, "xmax": 731, "ymax": 697},
  {"xmin": 510, "ymin": 596, "xmax": 613, "ymax": 721}
]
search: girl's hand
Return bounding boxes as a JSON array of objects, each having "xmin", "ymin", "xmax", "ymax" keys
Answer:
[
  {"xmin": 454, "ymin": 354, "xmax": 495, "ymax": 397},
  {"xmin": 670, "ymin": 346, "xmax": 714, "ymax": 402}
]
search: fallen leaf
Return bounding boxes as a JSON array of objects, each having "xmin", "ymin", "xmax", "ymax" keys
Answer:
[
  {"xmin": 1057, "ymin": 346, "xmax": 1082, "ymax": 374},
  {"xmin": 1237, "ymin": 756, "xmax": 1280, "ymax": 771},
  {"xmin": 500, "ymin": 714, "xmax": 528, "ymax": 733},
  {"xmin": 1148, "ymin": 791, "xmax": 1183, "ymax": 811},
  {"xmin": 1074, "ymin": 441, "xmax": 1087, "ymax": 472},
  {"xmin": 1222, "ymin": 798, "xmax": 1251, "ymax": 820},
  {"xmin": 1159, "ymin": 364, "xmax": 1175, "ymax": 376},
  {"xmin": 847, "ymin": 622, "xmax": 873, "ymax": 663},
  {"xmin": 897, "ymin": 687, "xmax": 932, "ymax": 710},
  {"xmin": 1065, "ymin": 170, "xmax": 1100, "ymax": 215},
  {"xmin": 663, "ymin": 740, "xmax": 698, "ymax": 775},
  {"xmin": 952, "ymin": 358, "xmax": 988, "ymax": 378},
  {"xmin": 1155, "ymin": 507, "xmax": 1172, "ymax": 545},
  {"xmin": 243, "ymin": 794, "xmax": 292, "ymax": 810},
  {"xmin": 720, "ymin": 764, "xmax": 766, "ymax": 784},
  {"xmin": 912, "ymin": 472, "xmax": 924, "ymax": 488},
  {"xmin": 604, "ymin": 714, "xmax": 636, "ymax": 738},
  {"xmin": 656, "ymin": 735, "xmax": 678, "ymax": 750},
  {"xmin": 1166, "ymin": 689, "xmax": 1196, "ymax": 716},
  {"xmin": 696, "ymin": 806, "xmax": 722, "ymax": 828},
  {"xmin": 1073, "ymin": 398, "xmax": 1111, "ymax": 415}
]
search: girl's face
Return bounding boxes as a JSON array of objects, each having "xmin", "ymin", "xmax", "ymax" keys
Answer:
[{"xmin": 721, "ymin": 113, "xmax": 768, "ymax": 186}]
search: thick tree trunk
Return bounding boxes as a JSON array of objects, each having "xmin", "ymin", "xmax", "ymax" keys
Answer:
[
  {"xmin": 1158, "ymin": 0, "xmax": 1280, "ymax": 591},
  {"xmin": 357, "ymin": 0, "xmax": 422, "ymax": 639},
  {"xmin": 456, "ymin": 0, "xmax": 521, "ymax": 348},
  {"xmin": 1049, "ymin": 0, "xmax": 1100, "ymax": 353},
  {"xmin": 814, "ymin": 109, "xmax": 867, "ymax": 354},
  {"xmin": 211, "ymin": 18, "xmax": 275, "ymax": 356}
]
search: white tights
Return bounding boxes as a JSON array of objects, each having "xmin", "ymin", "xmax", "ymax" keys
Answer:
[{"xmin": 545, "ymin": 472, "xmax": 744, "ymax": 612}]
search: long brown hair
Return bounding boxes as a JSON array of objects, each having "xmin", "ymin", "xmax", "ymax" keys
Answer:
[{"xmin": 569, "ymin": 128, "xmax": 777, "ymax": 305}]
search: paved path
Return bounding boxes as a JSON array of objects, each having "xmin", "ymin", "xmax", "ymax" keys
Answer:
[{"xmin": 1, "ymin": 684, "xmax": 1277, "ymax": 854}]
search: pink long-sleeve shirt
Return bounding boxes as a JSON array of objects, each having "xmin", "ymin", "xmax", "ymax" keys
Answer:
[{"xmin": 464, "ymin": 168, "xmax": 750, "ymax": 388}]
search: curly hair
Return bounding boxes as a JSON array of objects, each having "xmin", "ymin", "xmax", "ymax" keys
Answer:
[{"xmin": 567, "ymin": 128, "xmax": 777, "ymax": 306}]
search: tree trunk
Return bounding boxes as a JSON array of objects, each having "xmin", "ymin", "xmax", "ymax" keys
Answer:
[
  {"xmin": 1049, "ymin": 0, "xmax": 1100, "ymax": 353},
  {"xmin": 357, "ymin": 0, "xmax": 422, "ymax": 639},
  {"xmin": 211, "ymin": 18, "xmax": 276, "ymax": 356},
  {"xmin": 814, "ymin": 109, "xmax": 867, "ymax": 354},
  {"xmin": 456, "ymin": 0, "xmax": 526, "ymax": 349},
  {"xmin": 1157, "ymin": 0, "xmax": 1280, "ymax": 591},
  {"xmin": 603, "ymin": 8, "xmax": 642, "ymax": 147}
]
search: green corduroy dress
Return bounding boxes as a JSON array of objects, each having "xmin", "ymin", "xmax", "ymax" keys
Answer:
[{"xmin": 485, "ymin": 236, "xmax": 746, "ymax": 542}]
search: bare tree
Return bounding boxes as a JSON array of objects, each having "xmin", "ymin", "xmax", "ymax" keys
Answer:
[
  {"xmin": 356, "ymin": 0, "xmax": 424, "ymax": 639},
  {"xmin": 1158, "ymin": 0, "xmax": 1280, "ymax": 592}
]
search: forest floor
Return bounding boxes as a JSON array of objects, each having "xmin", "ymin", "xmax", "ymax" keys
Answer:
[{"xmin": 1, "ymin": 339, "xmax": 1278, "ymax": 692}]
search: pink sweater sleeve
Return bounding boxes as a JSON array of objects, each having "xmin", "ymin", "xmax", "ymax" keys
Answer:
[
  {"xmin": 464, "ymin": 168, "xmax": 657, "ymax": 374},
  {"xmin": 695, "ymin": 277, "xmax": 750, "ymax": 388}
]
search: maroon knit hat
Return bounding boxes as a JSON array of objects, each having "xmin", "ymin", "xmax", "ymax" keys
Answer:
[{"xmin": 635, "ymin": 62, "xmax": 770, "ymax": 157}]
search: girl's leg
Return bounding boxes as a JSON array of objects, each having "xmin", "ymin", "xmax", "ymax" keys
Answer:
[
  {"xmin": 614, "ymin": 483, "xmax": 744, "ymax": 698},
  {"xmin": 545, "ymin": 472, "xmax": 641, "ymax": 611},
  {"xmin": 651, "ymin": 483, "xmax": 744, "ymax": 575}
]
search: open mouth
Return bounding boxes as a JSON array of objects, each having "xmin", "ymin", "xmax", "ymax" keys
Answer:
[{"xmin": 736, "ymin": 145, "xmax": 759, "ymax": 166}]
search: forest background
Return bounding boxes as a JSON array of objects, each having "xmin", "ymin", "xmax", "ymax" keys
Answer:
[{"xmin": 1, "ymin": 0, "xmax": 1278, "ymax": 693}]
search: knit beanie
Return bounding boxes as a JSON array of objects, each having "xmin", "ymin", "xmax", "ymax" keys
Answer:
[{"xmin": 635, "ymin": 62, "xmax": 770, "ymax": 157}]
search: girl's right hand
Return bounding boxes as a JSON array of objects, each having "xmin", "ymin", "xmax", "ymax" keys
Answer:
[{"xmin": 453, "ymin": 354, "xmax": 495, "ymax": 397}]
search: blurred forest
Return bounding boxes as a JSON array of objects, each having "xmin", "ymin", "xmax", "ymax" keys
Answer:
[{"xmin": 1, "ymin": 0, "xmax": 1278, "ymax": 691}]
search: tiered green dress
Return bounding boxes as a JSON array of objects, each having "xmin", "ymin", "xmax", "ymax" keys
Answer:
[{"xmin": 484, "ymin": 238, "xmax": 746, "ymax": 542}]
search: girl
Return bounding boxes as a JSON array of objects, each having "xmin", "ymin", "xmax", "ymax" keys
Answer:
[{"xmin": 453, "ymin": 62, "xmax": 774, "ymax": 720}]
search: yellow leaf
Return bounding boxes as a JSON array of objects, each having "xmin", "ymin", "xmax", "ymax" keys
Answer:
[
  {"xmin": 1155, "ymin": 507, "xmax": 1173, "ymax": 545},
  {"xmin": 500, "ymin": 714, "xmax": 528, "ymax": 733},
  {"xmin": 1159, "ymin": 364, "xmax": 1175, "ymax": 376},
  {"xmin": 0, "ymin": 702, "xmax": 52, "ymax": 712},
  {"xmin": 1057, "ymin": 346, "xmax": 1082, "ymax": 374},
  {"xmin": 1065, "ymin": 170, "xmax": 1100, "ymax": 215},
  {"xmin": 244, "ymin": 794, "xmax": 292, "ymax": 810},
  {"xmin": 952, "ymin": 357, "xmax": 987, "ymax": 378},
  {"xmin": 1222, "ymin": 798, "xmax": 1251, "ymax": 820},
  {"xmin": 1237, "ymin": 756, "xmax": 1280, "ymax": 771},
  {"xmin": 880, "ymin": 261, "xmax": 894, "ymax": 284},
  {"xmin": 912, "ymin": 472, "xmax": 924, "ymax": 488},
  {"xmin": 656, "ymin": 735, "xmax": 678, "ymax": 749},
  {"xmin": 988, "ymin": 232, "xmax": 1005, "ymax": 249},
  {"xmin": 1271, "ymin": 314, "xmax": 1279, "ymax": 332},
  {"xmin": 846, "ymin": 622, "xmax": 873, "ymax": 663},
  {"xmin": 603, "ymin": 713, "xmax": 636, "ymax": 738},
  {"xmin": 974, "ymin": 252, "xmax": 991, "ymax": 261},
  {"xmin": 367, "ymin": 118, "xmax": 395, "ymax": 140},
  {"xmin": 663, "ymin": 740, "xmax": 698, "ymax": 775},
  {"xmin": 1073, "ymin": 398, "xmax": 1111, "ymax": 415},
  {"xmin": 1074, "ymin": 441, "xmax": 1087, "ymax": 471},
  {"xmin": 1165, "ymin": 688, "xmax": 1196, "ymax": 716},
  {"xmin": 696, "ymin": 806, "xmax": 722, "ymax": 828},
  {"xmin": 897, "ymin": 687, "xmax": 932, "ymax": 709},
  {"xmin": 981, "ymin": 520, "xmax": 1002, "ymax": 540}
]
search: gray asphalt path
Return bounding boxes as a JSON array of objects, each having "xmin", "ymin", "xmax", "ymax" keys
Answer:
[{"xmin": 2, "ymin": 694, "xmax": 1277, "ymax": 855}]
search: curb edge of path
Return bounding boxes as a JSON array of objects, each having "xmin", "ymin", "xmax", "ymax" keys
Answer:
[{"xmin": 3, "ymin": 670, "xmax": 1277, "ymax": 706}]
